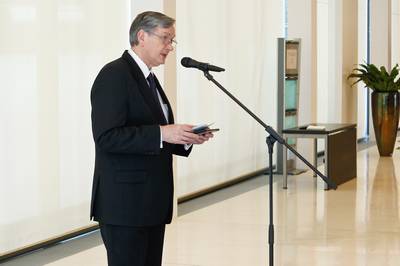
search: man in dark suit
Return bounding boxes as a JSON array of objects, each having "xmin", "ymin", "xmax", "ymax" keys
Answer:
[{"xmin": 90, "ymin": 11, "xmax": 213, "ymax": 266}]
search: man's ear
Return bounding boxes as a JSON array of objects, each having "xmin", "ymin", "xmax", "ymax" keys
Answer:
[{"xmin": 137, "ymin": 29, "xmax": 146, "ymax": 46}]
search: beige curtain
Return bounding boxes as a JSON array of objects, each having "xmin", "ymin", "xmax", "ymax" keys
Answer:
[{"xmin": 176, "ymin": 0, "xmax": 284, "ymax": 196}]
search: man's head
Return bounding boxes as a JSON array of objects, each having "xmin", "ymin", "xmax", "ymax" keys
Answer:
[{"xmin": 129, "ymin": 11, "xmax": 176, "ymax": 68}]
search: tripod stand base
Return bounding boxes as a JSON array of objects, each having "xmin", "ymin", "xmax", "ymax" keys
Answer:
[
  {"xmin": 265, "ymin": 169, "xmax": 307, "ymax": 175},
  {"xmin": 286, "ymin": 168, "xmax": 307, "ymax": 175}
]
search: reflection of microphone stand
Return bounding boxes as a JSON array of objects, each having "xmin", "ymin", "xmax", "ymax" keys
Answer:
[{"xmin": 201, "ymin": 70, "xmax": 337, "ymax": 266}]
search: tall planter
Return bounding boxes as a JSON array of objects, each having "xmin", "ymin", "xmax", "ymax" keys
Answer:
[{"xmin": 371, "ymin": 91, "xmax": 400, "ymax": 156}]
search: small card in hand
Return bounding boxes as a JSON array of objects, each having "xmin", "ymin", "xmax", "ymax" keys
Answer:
[
  {"xmin": 192, "ymin": 123, "xmax": 219, "ymax": 134},
  {"xmin": 195, "ymin": 128, "xmax": 219, "ymax": 134}
]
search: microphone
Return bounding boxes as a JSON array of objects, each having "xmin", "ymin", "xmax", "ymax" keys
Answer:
[{"xmin": 181, "ymin": 57, "xmax": 225, "ymax": 72}]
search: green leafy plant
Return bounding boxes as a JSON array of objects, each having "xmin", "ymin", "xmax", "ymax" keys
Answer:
[{"xmin": 348, "ymin": 63, "xmax": 400, "ymax": 92}]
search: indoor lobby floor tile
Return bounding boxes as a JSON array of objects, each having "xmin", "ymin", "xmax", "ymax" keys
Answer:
[{"xmin": 3, "ymin": 143, "xmax": 400, "ymax": 265}]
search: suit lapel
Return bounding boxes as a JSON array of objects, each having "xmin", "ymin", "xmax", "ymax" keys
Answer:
[{"xmin": 121, "ymin": 51, "xmax": 167, "ymax": 125}]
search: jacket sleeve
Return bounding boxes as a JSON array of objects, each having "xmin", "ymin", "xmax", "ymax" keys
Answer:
[
  {"xmin": 172, "ymin": 144, "xmax": 193, "ymax": 157},
  {"xmin": 91, "ymin": 65, "xmax": 161, "ymax": 155}
]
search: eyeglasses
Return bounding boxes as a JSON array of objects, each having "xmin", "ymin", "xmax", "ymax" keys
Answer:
[{"xmin": 147, "ymin": 31, "xmax": 177, "ymax": 47}]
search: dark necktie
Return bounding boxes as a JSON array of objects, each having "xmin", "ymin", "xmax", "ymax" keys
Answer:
[
  {"xmin": 146, "ymin": 73, "xmax": 165, "ymax": 120},
  {"xmin": 146, "ymin": 73, "xmax": 159, "ymax": 102}
]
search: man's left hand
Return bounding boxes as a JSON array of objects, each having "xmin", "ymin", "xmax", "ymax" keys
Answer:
[{"xmin": 192, "ymin": 132, "xmax": 214, "ymax": 145}]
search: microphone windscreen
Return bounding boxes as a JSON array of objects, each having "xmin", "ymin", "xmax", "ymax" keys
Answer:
[{"xmin": 181, "ymin": 57, "xmax": 192, "ymax": 67}]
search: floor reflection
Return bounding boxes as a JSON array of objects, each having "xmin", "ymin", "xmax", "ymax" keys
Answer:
[
  {"xmin": 368, "ymin": 157, "xmax": 399, "ymax": 228},
  {"xmin": 360, "ymin": 156, "xmax": 400, "ymax": 266}
]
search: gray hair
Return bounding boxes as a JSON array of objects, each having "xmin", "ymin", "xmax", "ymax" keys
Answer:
[{"xmin": 129, "ymin": 11, "xmax": 175, "ymax": 46}]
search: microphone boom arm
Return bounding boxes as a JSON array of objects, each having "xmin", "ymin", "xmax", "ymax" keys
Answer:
[{"xmin": 202, "ymin": 70, "xmax": 337, "ymax": 189}]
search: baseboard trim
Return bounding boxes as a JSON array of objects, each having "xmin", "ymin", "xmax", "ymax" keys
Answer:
[
  {"xmin": 178, "ymin": 168, "xmax": 268, "ymax": 204},
  {"xmin": 0, "ymin": 225, "xmax": 99, "ymax": 263}
]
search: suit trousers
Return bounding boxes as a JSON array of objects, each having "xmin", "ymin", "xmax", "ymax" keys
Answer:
[{"xmin": 99, "ymin": 223, "xmax": 166, "ymax": 266}]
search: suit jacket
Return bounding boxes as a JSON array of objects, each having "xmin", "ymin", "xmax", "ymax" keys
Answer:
[{"xmin": 90, "ymin": 50, "xmax": 191, "ymax": 226}]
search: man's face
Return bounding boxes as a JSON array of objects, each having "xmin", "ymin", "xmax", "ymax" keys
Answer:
[{"xmin": 139, "ymin": 26, "xmax": 175, "ymax": 68}]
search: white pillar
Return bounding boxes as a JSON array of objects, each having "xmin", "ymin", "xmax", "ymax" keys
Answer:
[
  {"xmin": 370, "ymin": 0, "xmax": 391, "ymax": 69},
  {"xmin": 392, "ymin": 0, "xmax": 400, "ymax": 66},
  {"xmin": 369, "ymin": 0, "xmax": 392, "ymax": 139},
  {"xmin": 341, "ymin": 0, "xmax": 358, "ymax": 124},
  {"xmin": 287, "ymin": 0, "xmax": 317, "ymax": 167}
]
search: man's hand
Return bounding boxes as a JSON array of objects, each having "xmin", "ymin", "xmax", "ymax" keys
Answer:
[
  {"xmin": 196, "ymin": 132, "xmax": 214, "ymax": 144},
  {"xmin": 160, "ymin": 124, "xmax": 214, "ymax": 145}
]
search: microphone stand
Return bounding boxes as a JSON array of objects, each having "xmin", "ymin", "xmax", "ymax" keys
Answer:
[{"xmin": 201, "ymin": 70, "xmax": 337, "ymax": 266}]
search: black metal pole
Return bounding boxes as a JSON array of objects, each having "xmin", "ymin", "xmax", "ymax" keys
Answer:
[{"xmin": 266, "ymin": 136, "xmax": 276, "ymax": 266}]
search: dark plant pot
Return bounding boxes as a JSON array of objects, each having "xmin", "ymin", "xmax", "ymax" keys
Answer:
[{"xmin": 371, "ymin": 91, "xmax": 400, "ymax": 156}]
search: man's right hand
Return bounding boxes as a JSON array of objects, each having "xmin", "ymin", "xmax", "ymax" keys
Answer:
[{"xmin": 160, "ymin": 124, "xmax": 211, "ymax": 145}]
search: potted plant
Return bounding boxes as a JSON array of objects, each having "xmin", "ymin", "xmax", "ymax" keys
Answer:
[{"xmin": 348, "ymin": 63, "xmax": 400, "ymax": 156}]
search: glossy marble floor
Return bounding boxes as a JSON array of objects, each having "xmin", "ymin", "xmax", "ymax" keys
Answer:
[{"xmin": 3, "ymin": 143, "xmax": 400, "ymax": 265}]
